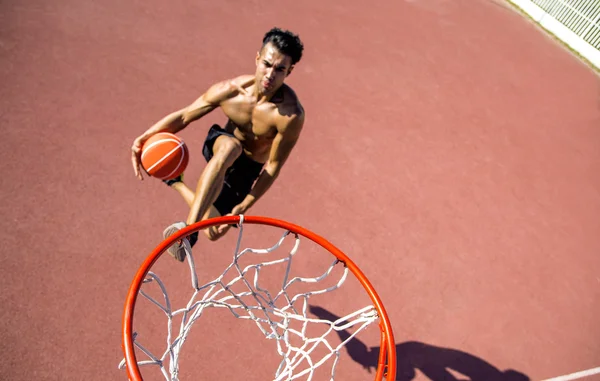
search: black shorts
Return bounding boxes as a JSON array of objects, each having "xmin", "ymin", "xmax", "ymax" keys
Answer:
[{"xmin": 203, "ymin": 124, "xmax": 264, "ymax": 216}]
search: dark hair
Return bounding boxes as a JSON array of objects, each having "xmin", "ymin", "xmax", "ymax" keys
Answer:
[{"xmin": 261, "ymin": 27, "xmax": 304, "ymax": 65}]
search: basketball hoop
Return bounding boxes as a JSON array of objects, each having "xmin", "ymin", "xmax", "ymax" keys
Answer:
[{"xmin": 120, "ymin": 215, "xmax": 396, "ymax": 380}]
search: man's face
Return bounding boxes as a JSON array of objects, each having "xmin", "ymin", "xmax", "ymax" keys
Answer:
[{"xmin": 255, "ymin": 43, "xmax": 293, "ymax": 95}]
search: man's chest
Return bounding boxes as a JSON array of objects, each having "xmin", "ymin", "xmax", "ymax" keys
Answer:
[{"xmin": 221, "ymin": 97, "xmax": 278, "ymax": 138}]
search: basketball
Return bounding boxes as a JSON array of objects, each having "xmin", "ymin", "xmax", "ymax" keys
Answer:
[{"xmin": 140, "ymin": 132, "xmax": 189, "ymax": 180}]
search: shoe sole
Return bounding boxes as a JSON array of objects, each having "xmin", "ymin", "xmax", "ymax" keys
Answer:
[{"xmin": 163, "ymin": 222, "xmax": 189, "ymax": 262}]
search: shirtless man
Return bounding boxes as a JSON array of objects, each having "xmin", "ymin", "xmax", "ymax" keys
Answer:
[{"xmin": 130, "ymin": 27, "xmax": 305, "ymax": 261}]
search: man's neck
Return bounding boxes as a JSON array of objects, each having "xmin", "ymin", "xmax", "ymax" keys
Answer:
[{"xmin": 255, "ymin": 85, "xmax": 284, "ymax": 104}]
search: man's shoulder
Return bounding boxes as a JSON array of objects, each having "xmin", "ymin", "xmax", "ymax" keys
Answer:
[
  {"xmin": 272, "ymin": 85, "xmax": 304, "ymax": 134},
  {"xmin": 277, "ymin": 84, "xmax": 304, "ymax": 117},
  {"xmin": 208, "ymin": 75, "xmax": 254, "ymax": 98},
  {"xmin": 230, "ymin": 74, "xmax": 255, "ymax": 88}
]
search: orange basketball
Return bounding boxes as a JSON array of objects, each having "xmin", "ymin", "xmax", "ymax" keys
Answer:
[{"xmin": 141, "ymin": 132, "xmax": 189, "ymax": 180}]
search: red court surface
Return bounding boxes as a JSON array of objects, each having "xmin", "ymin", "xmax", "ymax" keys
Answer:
[{"xmin": 1, "ymin": 0, "xmax": 599, "ymax": 380}]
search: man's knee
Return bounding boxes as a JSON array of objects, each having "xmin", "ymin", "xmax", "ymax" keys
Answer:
[
  {"xmin": 213, "ymin": 136, "xmax": 242, "ymax": 163},
  {"xmin": 204, "ymin": 227, "xmax": 225, "ymax": 241}
]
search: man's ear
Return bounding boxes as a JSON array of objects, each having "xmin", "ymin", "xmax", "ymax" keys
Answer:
[
  {"xmin": 256, "ymin": 51, "xmax": 261, "ymax": 66},
  {"xmin": 286, "ymin": 65, "xmax": 295, "ymax": 77}
]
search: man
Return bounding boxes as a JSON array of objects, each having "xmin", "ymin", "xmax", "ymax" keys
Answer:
[{"xmin": 131, "ymin": 27, "xmax": 305, "ymax": 261}]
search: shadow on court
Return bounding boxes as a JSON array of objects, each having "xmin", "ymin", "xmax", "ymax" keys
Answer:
[{"xmin": 309, "ymin": 306, "xmax": 530, "ymax": 381}]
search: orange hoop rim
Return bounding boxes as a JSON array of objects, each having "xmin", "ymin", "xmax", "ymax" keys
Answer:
[{"xmin": 122, "ymin": 215, "xmax": 396, "ymax": 380}]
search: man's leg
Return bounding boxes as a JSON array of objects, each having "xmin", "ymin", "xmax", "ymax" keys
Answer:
[
  {"xmin": 187, "ymin": 135, "xmax": 242, "ymax": 225},
  {"xmin": 168, "ymin": 181, "xmax": 225, "ymax": 241},
  {"xmin": 163, "ymin": 135, "xmax": 242, "ymax": 261},
  {"xmin": 168, "ymin": 181, "xmax": 195, "ymax": 206}
]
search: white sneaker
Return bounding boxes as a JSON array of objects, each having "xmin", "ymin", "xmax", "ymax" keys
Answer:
[{"xmin": 162, "ymin": 222, "xmax": 190, "ymax": 262}]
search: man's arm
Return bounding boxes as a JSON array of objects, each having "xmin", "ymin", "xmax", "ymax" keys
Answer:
[
  {"xmin": 237, "ymin": 112, "xmax": 305, "ymax": 211},
  {"xmin": 130, "ymin": 79, "xmax": 240, "ymax": 179}
]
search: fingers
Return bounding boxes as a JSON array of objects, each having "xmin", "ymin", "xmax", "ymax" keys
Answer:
[
  {"xmin": 131, "ymin": 141, "xmax": 144, "ymax": 180},
  {"xmin": 131, "ymin": 151, "xmax": 142, "ymax": 180},
  {"xmin": 217, "ymin": 224, "xmax": 231, "ymax": 234},
  {"xmin": 206, "ymin": 225, "xmax": 229, "ymax": 240},
  {"xmin": 206, "ymin": 226, "xmax": 219, "ymax": 240}
]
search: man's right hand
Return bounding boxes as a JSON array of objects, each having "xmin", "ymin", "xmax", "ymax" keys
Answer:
[{"xmin": 131, "ymin": 136, "xmax": 146, "ymax": 180}]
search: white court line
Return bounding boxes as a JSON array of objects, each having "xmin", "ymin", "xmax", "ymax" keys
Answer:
[{"xmin": 542, "ymin": 367, "xmax": 600, "ymax": 381}]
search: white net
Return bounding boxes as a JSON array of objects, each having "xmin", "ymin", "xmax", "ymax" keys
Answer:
[{"xmin": 119, "ymin": 216, "xmax": 380, "ymax": 381}]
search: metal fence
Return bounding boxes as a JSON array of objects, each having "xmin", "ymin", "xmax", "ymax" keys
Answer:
[
  {"xmin": 508, "ymin": 0, "xmax": 600, "ymax": 70},
  {"xmin": 530, "ymin": 0, "xmax": 600, "ymax": 49}
]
